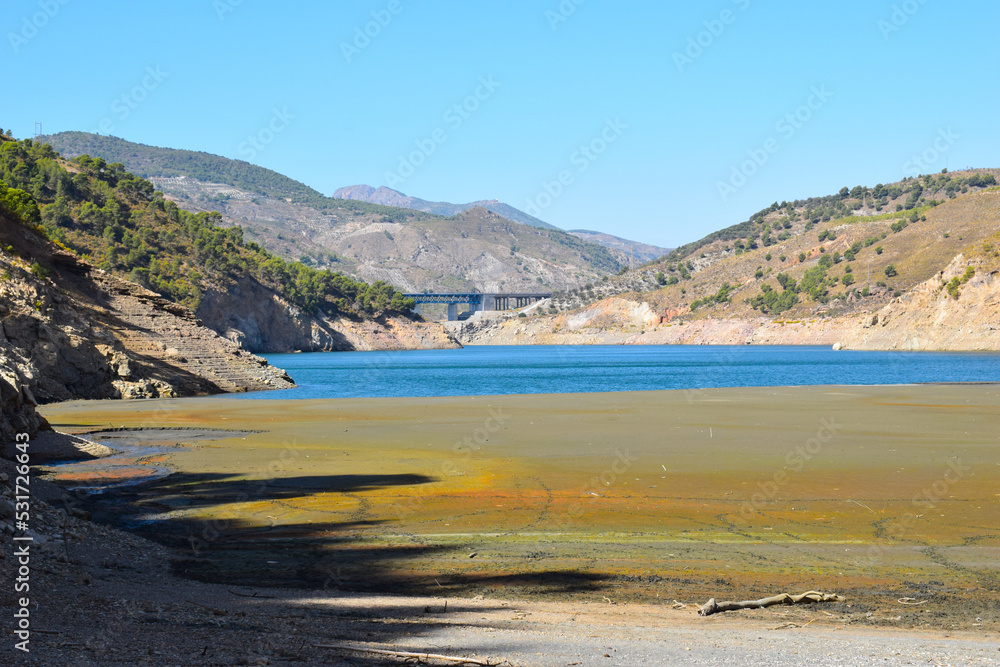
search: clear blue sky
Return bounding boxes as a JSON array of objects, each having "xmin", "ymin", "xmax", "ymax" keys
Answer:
[{"xmin": 4, "ymin": 0, "xmax": 998, "ymax": 247}]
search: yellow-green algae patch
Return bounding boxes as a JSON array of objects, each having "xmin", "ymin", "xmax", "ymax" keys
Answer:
[{"xmin": 39, "ymin": 385, "xmax": 1000, "ymax": 628}]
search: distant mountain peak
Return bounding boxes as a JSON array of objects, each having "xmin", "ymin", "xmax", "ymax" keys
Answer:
[
  {"xmin": 333, "ymin": 184, "xmax": 419, "ymax": 209},
  {"xmin": 334, "ymin": 184, "xmax": 377, "ymax": 198},
  {"xmin": 334, "ymin": 184, "xmax": 670, "ymax": 262},
  {"xmin": 332, "ymin": 184, "xmax": 561, "ymax": 231}
]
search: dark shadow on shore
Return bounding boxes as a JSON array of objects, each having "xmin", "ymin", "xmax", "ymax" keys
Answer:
[
  {"xmin": 80, "ymin": 471, "xmax": 435, "ymax": 511},
  {"xmin": 55, "ymin": 467, "xmax": 612, "ymax": 664},
  {"xmin": 161, "ymin": 515, "xmax": 608, "ymax": 597},
  {"xmin": 72, "ymin": 470, "xmax": 611, "ymax": 597}
]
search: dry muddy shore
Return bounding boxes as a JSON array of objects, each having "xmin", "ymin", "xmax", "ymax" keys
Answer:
[{"xmin": 6, "ymin": 384, "xmax": 998, "ymax": 664}]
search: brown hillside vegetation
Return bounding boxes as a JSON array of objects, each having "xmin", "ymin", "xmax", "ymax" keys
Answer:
[
  {"xmin": 649, "ymin": 182, "xmax": 1000, "ymax": 321},
  {"xmin": 455, "ymin": 171, "xmax": 1000, "ymax": 350}
]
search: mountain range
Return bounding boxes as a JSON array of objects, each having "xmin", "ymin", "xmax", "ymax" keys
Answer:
[
  {"xmin": 333, "ymin": 184, "xmax": 560, "ymax": 230},
  {"xmin": 334, "ymin": 184, "xmax": 672, "ymax": 264},
  {"xmin": 40, "ymin": 132, "xmax": 645, "ymax": 292},
  {"xmin": 28, "ymin": 131, "xmax": 1000, "ymax": 356}
]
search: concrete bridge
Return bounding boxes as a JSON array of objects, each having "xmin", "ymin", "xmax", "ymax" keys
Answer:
[{"xmin": 403, "ymin": 292, "xmax": 552, "ymax": 321}]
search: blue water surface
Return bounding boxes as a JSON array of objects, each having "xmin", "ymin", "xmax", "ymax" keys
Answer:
[{"xmin": 230, "ymin": 345, "xmax": 1000, "ymax": 400}]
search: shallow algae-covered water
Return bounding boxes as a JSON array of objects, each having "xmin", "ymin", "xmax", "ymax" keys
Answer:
[{"xmin": 39, "ymin": 384, "xmax": 1000, "ymax": 629}]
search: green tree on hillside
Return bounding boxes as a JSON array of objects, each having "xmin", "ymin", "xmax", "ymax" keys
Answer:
[{"xmin": 0, "ymin": 138, "xmax": 415, "ymax": 318}]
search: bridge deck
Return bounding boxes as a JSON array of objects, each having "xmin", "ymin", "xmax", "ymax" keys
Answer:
[{"xmin": 403, "ymin": 293, "xmax": 552, "ymax": 319}]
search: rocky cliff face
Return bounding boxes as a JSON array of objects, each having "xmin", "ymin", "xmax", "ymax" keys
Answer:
[
  {"xmin": 0, "ymin": 354, "xmax": 50, "ymax": 444},
  {"xmin": 1, "ymin": 213, "xmax": 295, "ymax": 445},
  {"xmin": 839, "ymin": 252, "xmax": 1000, "ymax": 351},
  {"xmin": 198, "ymin": 277, "xmax": 459, "ymax": 353}
]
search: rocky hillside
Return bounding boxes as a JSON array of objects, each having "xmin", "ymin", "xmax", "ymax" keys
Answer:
[
  {"xmin": 198, "ymin": 273, "xmax": 458, "ymax": 352},
  {"xmin": 553, "ymin": 169, "xmax": 1000, "ymax": 320},
  {"xmin": 0, "ymin": 209, "xmax": 296, "ymax": 445},
  {"xmin": 337, "ymin": 184, "xmax": 672, "ymax": 265},
  {"xmin": 0, "ymin": 356, "xmax": 49, "ymax": 447},
  {"xmin": 454, "ymin": 172, "xmax": 1000, "ymax": 351},
  {"xmin": 1, "ymin": 134, "xmax": 456, "ymax": 353},
  {"xmin": 40, "ymin": 132, "xmax": 623, "ymax": 292},
  {"xmin": 839, "ymin": 237, "xmax": 1000, "ymax": 350},
  {"xmin": 151, "ymin": 182, "xmax": 619, "ymax": 293},
  {"xmin": 0, "ymin": 211, "xmax": 295, "ymax": 397},
  {"xmin": 307, "ymin": 205, "xmax": 620, "ymax": 293}
]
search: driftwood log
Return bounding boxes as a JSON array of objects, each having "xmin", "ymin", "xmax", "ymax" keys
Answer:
[
  {"xmin": 698, "ymin": 590, "xmax": 844, "ymax": 617},
  {"xmin": 315, "ymin": 644, "xmax": 497, "ymax": 665}
]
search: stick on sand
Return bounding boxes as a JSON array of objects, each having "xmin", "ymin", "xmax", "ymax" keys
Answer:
[
  {"xmin": 315, "ymin": 643, "xmax": 499, "ymax": 665},
  {"xmin": 699, "ymin": 590, "xmax": 844, "ymax": 617}
]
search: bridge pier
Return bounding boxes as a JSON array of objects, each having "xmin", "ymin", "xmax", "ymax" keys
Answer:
[{"xmin": 447, "ymin": 303, "xmax": 458, "ymax": 321}]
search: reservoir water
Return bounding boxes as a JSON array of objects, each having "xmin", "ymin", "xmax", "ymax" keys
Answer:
[{"xmin": 233, "ymin": 345, "xmax": 1000, "ymax": 400}]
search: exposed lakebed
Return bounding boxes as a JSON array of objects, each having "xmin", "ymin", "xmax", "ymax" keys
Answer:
[{"xmin": 40, "ymin": 383, "xmax": 1000, "ymax": 633}]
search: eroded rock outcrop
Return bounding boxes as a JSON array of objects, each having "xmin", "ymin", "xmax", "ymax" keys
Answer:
[
  {"xmin": 839, "ymin": 252, "xmax": 1000, "ymax": 351},
  {"xmin": 451, "ymin": 260, "xmax": 998, "ymax": 351},
  {"xmin": 1, "ymin": 213, "xmax": 295, "ymax": 451},
  {"xmin": 0, "ymin": 355, "xmax": 50, "ymax": 444},
  {"xmin": 198, "ymin": 276, "xmax": 459, "ymax": 353}
]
